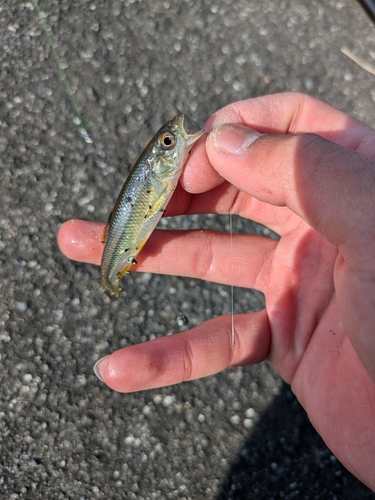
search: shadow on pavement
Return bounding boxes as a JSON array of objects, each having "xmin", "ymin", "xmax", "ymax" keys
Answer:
[{"xmin": 217, "ymin": 383, "xmax": 375, "ymax": 500}]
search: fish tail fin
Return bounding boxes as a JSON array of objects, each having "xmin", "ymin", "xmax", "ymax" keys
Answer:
[
  {"xmin": 110, "ymin": 283, "xmax": 121, "ymax": 299},
  {"xmin": 101, "ymin": 279, "xmax": 121, "ymax": 299}
]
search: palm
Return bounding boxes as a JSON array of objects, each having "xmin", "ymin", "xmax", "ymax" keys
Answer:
[
  {"xmin": 178, "ymin": 181, "xmax": 375, "ymax": 490},
  {"xmin": 58, "ymin": 93, "xmax": 375, "ymax": 490},
  {"xmin": 259, "ymin": 212, "xmax": 375, "ymax": 486}
]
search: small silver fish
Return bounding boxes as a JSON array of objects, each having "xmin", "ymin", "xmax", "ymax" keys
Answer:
[{"xmin": 100, "ymin": 115, "xmax": 204, "ymax": 298}]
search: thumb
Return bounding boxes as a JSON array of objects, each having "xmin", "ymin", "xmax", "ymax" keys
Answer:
[
  {"xmin": 206, "ymin": 123, "xmax": 375, "ymax": 381},
  {"xmin": 206, "ymin": 123, "xmax": 375, "ymax": 263}
]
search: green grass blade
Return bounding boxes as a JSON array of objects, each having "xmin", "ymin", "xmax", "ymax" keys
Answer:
[{"xmin": 32, "ymin": 0, "xmax": 93, "ymax": 143}]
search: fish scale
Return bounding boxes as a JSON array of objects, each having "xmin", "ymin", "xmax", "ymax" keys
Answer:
[{"xmin": 100, "ymin": 115, "xmax": 204, "ymax": 298}]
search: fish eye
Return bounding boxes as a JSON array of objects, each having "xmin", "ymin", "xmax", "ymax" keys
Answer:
[{"xmin": 160, "ymin": 132, "xmax": 176, "ymax": 150}]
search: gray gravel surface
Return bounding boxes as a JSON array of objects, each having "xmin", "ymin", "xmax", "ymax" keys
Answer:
[{"xmin": 2, "ymin": 0, "xmax": 375, "ymax": 498}]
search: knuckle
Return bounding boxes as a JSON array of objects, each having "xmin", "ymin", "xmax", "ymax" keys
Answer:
[{"xmin": 191, "ymin": 232, "xmax": 217, "ymax": 280}]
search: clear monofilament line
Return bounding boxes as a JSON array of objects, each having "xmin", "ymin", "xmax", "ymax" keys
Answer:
[{"xmin": 229, "ymin": 207, "xmax": 235, "ymax": 346}]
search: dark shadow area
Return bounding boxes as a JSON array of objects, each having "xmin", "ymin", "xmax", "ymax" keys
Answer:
[{"xmin": 217, "ymin": 383, "xmax": 375, "ymax": 500}]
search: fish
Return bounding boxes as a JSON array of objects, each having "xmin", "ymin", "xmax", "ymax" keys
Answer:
[{"xmin": 100, "ymin": 115, "xmax": 205, "ymax": 298}]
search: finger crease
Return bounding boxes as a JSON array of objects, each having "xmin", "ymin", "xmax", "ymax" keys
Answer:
[
  {"xmin": 193, "ymin": 235, "xmax": 216, "ymax": 280},
  {"xmin": 228, "ymin": 323, "xmax": 242, "ymax": 368},
  {"xmin": 181, "ymin": 339, "xmax": 194, "ymax": 382}
]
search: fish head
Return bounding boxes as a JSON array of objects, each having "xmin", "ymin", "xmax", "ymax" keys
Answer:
[{"xmin": 151, "ymin": 115, "xmax": 205, "ymax": 180}]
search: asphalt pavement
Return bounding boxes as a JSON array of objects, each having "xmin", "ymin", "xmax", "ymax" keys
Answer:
[{"xmin": 1, "ymin": 0, "xmax": 375, "ymax": 498}]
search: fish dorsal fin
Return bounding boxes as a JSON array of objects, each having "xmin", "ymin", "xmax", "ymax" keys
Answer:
[{"xmin": 101, "ymin": 210, "xmax": 115, "ymax": 244}]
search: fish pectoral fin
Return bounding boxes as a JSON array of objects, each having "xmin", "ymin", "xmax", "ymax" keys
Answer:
[{"xmin": 144, "ymin": 187, "xmax": 169, "ymax": 221}]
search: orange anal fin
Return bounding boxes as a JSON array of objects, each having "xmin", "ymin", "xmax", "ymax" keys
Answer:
[
  {"xmin": 116, "ymin": 262, "xmax": 132, "ymax": 282},
  {"xmin": 116, "ymin": 237, "xmax": 150, "ymax": 281}
]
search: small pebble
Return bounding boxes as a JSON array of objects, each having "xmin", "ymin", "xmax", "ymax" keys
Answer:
[
  {"xmin": 230, "ymin": 415, "xmax": 240, "ymax": 425},
  {"xmin": 16, "ymin": 302, "xmax": 28, "ymax": 312}
]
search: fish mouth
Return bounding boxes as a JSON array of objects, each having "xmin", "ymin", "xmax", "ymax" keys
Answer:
[{"xmin": 177, "ymin": 115, "xmax": 205, "ymax": 146}]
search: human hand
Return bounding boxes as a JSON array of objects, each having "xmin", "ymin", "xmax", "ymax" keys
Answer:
[{"xmin": 58, "ymin": 93, "xmax": 375, "ymax": 490}]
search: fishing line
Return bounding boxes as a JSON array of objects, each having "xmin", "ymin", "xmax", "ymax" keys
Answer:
[
  {"xmin": 229, "ymin": 198, "xmax": 235, "ymax": 346},
  {"xmin": 32, "ymin": 0, "xmax": 92, "ymax": 143}
]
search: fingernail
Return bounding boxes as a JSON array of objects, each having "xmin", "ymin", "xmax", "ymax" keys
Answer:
[
  {"xmin": 213, "ymin": 124, "xmax": 262, "ymax": 154},
  {"xmin": 94, "ymin": 355, "xmax": 110, "ymax": 382}
]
